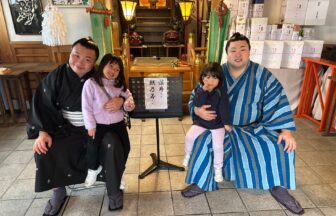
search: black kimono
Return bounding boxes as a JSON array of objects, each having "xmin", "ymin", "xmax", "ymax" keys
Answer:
[{"xmin": 27, "ymin": 64, "xmax": 129, "ymax": 196}]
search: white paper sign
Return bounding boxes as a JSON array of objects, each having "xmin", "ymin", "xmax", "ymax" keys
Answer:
[{"xmin": 144, "ymin": 77, "xmax": 168, "ymax": 110}]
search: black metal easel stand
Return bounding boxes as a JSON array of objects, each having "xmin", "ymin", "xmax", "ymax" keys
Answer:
[{"xmin": 138, "ymin": 118, "xmax": 185, "ymax": 179}]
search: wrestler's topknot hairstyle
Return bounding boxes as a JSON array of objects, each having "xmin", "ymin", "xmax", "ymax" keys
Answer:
[{"xmin": 225, "ymin": 32, "xmax": 251, "ymax": 54}]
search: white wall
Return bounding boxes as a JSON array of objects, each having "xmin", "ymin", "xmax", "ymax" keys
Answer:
[
  {"xmin": 263, "ymin": 0, "xmax": 282, "ymax": 24},
  {"xmin": 2, "ymin": 0, "xmax": 92, "ymax": 44},
  {"xmin": 57, "ymin": 7, "xmax": 92, "ymax": 44}
]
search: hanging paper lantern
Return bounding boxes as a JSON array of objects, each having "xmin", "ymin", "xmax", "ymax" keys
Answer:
[{"xmin": 41, "ymin": 4, "xmax": 67, "ymax": 46}]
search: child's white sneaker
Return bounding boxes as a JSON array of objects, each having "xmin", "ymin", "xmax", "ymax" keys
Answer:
[
  {"xmin": 85, "ymin": 165, "xmax": 102, "ymax": 187},
  {"xmin": 214, "ymin": 168, "xmax": 223, "ymax": 182},
  {"xmin": 182, "ymin": 154, "xmax": 190, "ymax": 167}
]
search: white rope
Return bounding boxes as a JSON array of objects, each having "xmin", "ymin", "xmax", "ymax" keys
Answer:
[{"xmin": 41, "ymin": 4, "xmax": 67, "ymax": 46}]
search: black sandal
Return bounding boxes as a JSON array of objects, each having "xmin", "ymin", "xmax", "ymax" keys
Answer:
[
  {"xmin": 181, "ymin": 183, "xmax": 204, "ymax": 198},
  {"xmin": 270, "ymin": 186, "xmax": 304, "ymax": 215},
  {"xmin": 43, "ymin": 196, "xmax": 68, "ymax": 216},
  {"xmin": 108, "ymin": 190, "xmax": 123, "ymax": 211}
]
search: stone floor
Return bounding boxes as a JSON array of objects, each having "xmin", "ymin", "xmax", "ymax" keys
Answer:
[{"xmin": 0, "ymin": 116, "xmax": 335, "ymax": 216}]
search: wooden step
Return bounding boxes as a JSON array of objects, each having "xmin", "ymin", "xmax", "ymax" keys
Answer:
[
  {"xmin": 136, "ymin": 25, "xmax": 171, "ymax": 33},
  {"xmin": 136, "ymin": 8, "xmax": 171, "ymax": 17},
  {"xmin": 136, "ymin": 17, "xmax": 171, "ymax": 24}
]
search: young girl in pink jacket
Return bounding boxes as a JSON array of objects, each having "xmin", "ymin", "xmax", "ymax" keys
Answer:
[{"xmin": 82, "ymin": 54, "xmax": 134, "ymax": 204}]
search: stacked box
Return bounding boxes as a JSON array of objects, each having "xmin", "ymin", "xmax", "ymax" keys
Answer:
[
  {"xmin": 262, "ymin": 41, "xmax": 284, "ymax": 69},
  {"xmin": 238, "ymin": 0, "xmax": 250, "ymax": 18},
  {"xmin": 266, "ymin": 25, "xmax": 278, "ymax": 40},
  {"xmin": 291, "ymin": 25, "xmax": 301, "ymax": 40},
  {"xmin": 252, "ymin": 0, "xmax": 264, "ymax": 18},
  {"xmin": 300, "ymin": 40, "xmax": 324, "ymax": 67},
  {"xmin": 250, "ymin": 41, "xmax": 264, "ymax": 64},
  {"xmin": 303, "ymin": 27, "xmax": 315, "ymax": 40},
  {"xmin": 280, "ymin": 0, "xmax": 287, "ymax": 20},
  {"xmin": 236, "ymin": 16, "xmax": 247, "ymax": 35},
  {"xmin": 250, "ymin": 17, "xmax": 268, "ymax": 40},
  {"xmin": 305, "ymin": 0, "xmax": 329, "ymax": 25},
  {"xmin": 280, "ymin": 24, "xmax": 294, "ymax": 40},
  {"xmin": 252, "ymin": 4, "xmax": 264, "ymax": 17},
  {"xmin": 283, "ymin": 0, "xmax": 308, "ymax": 25},
  {"xmin": 224, "ymin": 0, "xmax": 239, "ymax": 20},
  {"xmin": 281, "ymin": 41, "xmax": 304, "ymax": 69}
]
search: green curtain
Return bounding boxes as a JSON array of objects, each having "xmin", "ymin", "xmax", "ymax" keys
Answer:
[
  {"xmin": 206, "ymin": 8, "xmax": 230, "ymax": 63},
  {"xmin": 90, "ymin": 2, "xmax": 113, "ymax": 63}
]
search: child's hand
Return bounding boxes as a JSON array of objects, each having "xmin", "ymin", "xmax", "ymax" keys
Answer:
[
  {"xmin": 88, "ymin": 128, "xmax": 96, "ymax": 139},
  {"xmin": 125, "ymin": 98, "xmax": 135, "ymax": 110},
  {"xmin": 202, "ymin": 84, "xmax": 209, "ymax": 92},
  {"xmin": 202, "ymin": 84, "xmax": 212, "ymax": 92},
  {"xmin": 224, "ymin": 125, "xmax": 232, "ymax": 132}
]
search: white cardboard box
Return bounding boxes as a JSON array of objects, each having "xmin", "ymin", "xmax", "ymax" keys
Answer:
[
  {"xmin": 250, "ymin": 40, "xmax": 264, "ymax": 64},
  {"xmin": 305, "ymin": 0, "xmax": 329, "ymax": 25},
  {"xmin": 224, "ymin": 0, "xmax": 239, "ymax": 11},
  {"xmin": 266, "ymin": 25, "xmax": 278, "ymax": 40},
  {"xmin": 280, "ymin": 0, "xmax": 287, "ymax": 20},
  {"xmin": 302, "ymin": 40, "xmax": 324, "ymax": 56},
  {"xmin": 250, "ymin": 17, "xmax": 268, "ymax": 40},
  {"xmin": 250, "ymin": 32, "xmax": 267, "ymax": 40},
  {"xmin": 238, "ymin": 0, "xmax": 250, "ymax": 17},
  {"xmin": 283, "ymin": 41, "xmax": 304, "ymax": 54},
  {"xmin": 225, "ymin": 0, "xmax": 239, "ymax": 21},
  {"xmin": 251, "ymin": 17, "xmax": 268, "ymax": 32},
  {"xmin": 262, "ymin": 41, "xmax": 284, "ymax": 69},
  {"xmin": 283, "ymin": 0, "xmax": 308, "ymax": 25},
  {"xmin": 281, "ymin": 41, "xmax": 304, "ymax": 69},
  {"xmin": 252, "ymin": 4, "xmax": 264, "ymax": 17},
  {"xmin": 300, "ymin": 40, "xmax": 324, "ymax": 67},
  {"xmin": 280, "ymin": 24, "xmax": 294, "ymax": 41},
  {"xmin": 236, "ymin": 16, "xmax": 247, "ymax": 35}
]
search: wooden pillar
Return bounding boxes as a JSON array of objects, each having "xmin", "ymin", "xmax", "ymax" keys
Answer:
[
  {"xmin": 211, "ymin": 0, "xmax": 221, "ymax": 9},
  {"xmin": 122, "ymin": 33, "xmax": 130, "ymax": 85},
  {"xmin": 0, "ymin": 1, "xmax": 15, "ymax": 62},
  {"xmin": 187, "ymin": 33, "xmax": 195, "ymax": 66}
]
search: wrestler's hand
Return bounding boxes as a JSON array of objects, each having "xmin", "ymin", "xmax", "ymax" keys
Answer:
[
  {"xmin": 277, "ymin": 130, "xmax": 297, "ymax": 153},
  {"xmin": 104, "ymin": 97, "xmax": 124, "ymax": 112},
  {"xmin": 88, "ymin": 128, "xmax": 96, "ymax": 139},
  {"xmin": 33, "ymin": 131, "xmax": 52, "ymax": 154},
  {"xmin": 194, "ymin": 105, "xmax": 217, "ymax": 121},
  {"xmin": 224, "ymin": 125, "xmax": 232, "ymax": 132}
]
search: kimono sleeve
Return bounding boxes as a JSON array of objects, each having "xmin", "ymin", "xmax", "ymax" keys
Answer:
[
  {"xmin": 188, "ymin": 83, "xmax": 202, "ymax": 118},
  {"xmin": 260, "ymin": 71, "xmax": 296, "ymax": 132},
  {"xmin": 26, "ymin": 67, "xmax": 65, "ymax": 139},
  {"xmin": 219, "ymin": 88, "xmax": 230, "ymax": 125}
]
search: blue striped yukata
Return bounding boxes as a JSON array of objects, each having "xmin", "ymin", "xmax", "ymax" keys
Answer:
[{"xmin": 186, "ymin": 61, "xmax": 296, "ymax": 191}]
